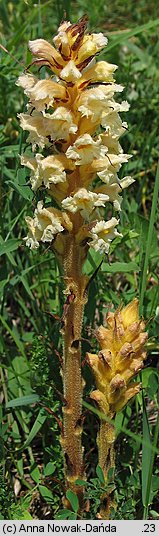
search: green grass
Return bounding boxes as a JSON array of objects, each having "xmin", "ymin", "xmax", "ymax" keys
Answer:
[{"xmin": 0, "ymin": 0, "xmax": 159, "ymax": 521}]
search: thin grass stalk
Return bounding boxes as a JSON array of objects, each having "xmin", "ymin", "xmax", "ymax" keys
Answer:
[
  {"xmin": 139, "ymin": 158, "xmax": 159, "ymax": 315},
  {"xmin": 139, "ymin": 159, "xmax": 159, "ymax": 517},
  {"xmin": 83, "ymin": 401, "xmax": 159, "ymax": 457},
  {"xmin": 143, "ymin": 410, "xmax": 159, "ymax": 519},
  {"xmin": 38, "ymin": 0, "xmax": 43, "ymax": 37},
  {"xmin": 106, "ymin": 19, "xmax": 159, "ymax": 53}
]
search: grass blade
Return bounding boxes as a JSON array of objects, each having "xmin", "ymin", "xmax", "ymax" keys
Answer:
[
  {"xmin": 106, "ymin": 19, "xmax": 159, "ymax": 51},
  {"xmin": 22, "ymin": 409, "xmax": 47, "ymax": 449},
  {"xmin": 139, "ymin": 159, "xmax": 159, "ymax": 314},
  {"xmin": 6, "ymin": 394, "xmax": 40, "ymax": 408},
  {"xmin": 142, "ymin": 399, "xmax": 152, "ymax": 512},
  {"xmin": 143, "ymin": 411, "xmax": 159, "ymax": 519}
]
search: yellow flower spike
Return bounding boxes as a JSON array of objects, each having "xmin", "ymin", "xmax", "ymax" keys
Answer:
[{"xmin": 87, "ymin": 299, "xmax": 148, "ymax": 518}]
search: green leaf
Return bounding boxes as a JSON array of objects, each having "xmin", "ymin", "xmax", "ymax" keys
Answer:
[
  {"xmin": 39, "ymin": 485, "xmax": 54, "ymax": 503},
  {"xmin": 0, "ymin": 238, "xmax": 21, "ymax": 256},
  {"xmin": 0, "ymin": 279, "xmax": 9, "ymax": 295},
  {"xmin": 0, "ymin": 144, "xmax": 20, "ymax": 155},
  {"xmin": 151, "ymin": 475, "xmax": 159, "ymax": 493},
  {"xmin": 106, "ymin": 18, "xmax": 159, "ymax": 52},
  {"xmin": 83, "ymin": 248, "xmax": 103, "ymax": 275},
  {"xmin": 22, "ymin": 409, "xmax": 47, "ymax": 449},
  {"xmin": 0, "ymin": 236, "xmax": 17, "ymax": 266},
  {"xmin": 147, "ymin": 373, "xmax": 159, "ymax": 400},
  {"xmin": 75, "ymin": 479, "xmax": 87, "ymax": 487},
  {"xmin": 44, "ymin": 462, "xmax": 56, "ymax": 476},
  {"xmin": 142, "ymin": 404, "xmax": 152, "ymax": 507},
  {"xmin": 0, "ymin": 316, "xmax": 26, "ymax": 357},
  {"xmin": 8, "ymin": 169, "xmax": 33, "ymax": 201},
  {"xmin": 96, "ymin": 464, "xmax": 105, "ymax": 485},
  {"xmin": 142, "ymin": 368, "xmax": 159, "ymax": 389},
  {"xmin": 101, "ymin": 261, "xmax": 139, "ymax": 273},
  {"xmin": 107, "ymin": 467, "xmax": 115, "ymax": 482},
  {"xmin": 6, "ymin": 394, "xmax": 39, "ymax": 408},
  {"xmin": 18, "ymin": 511, "xmax": 33, "ymax": 520},
  {"xmin": 115, "ymin": 412, "xmax": 124, "ymax": 434},
  {"xmin": 139, "ymin": 159, "xmax": 159, "ymax": 314},
  {"xmin": 150, "ymin": 510, "xmax": 159, "ymax": 519},
  {"xmin": 11, "ymin": 506, "xmax": 33, "ymax": 520},
  {"xmin": 30, "ymin": 463, "xmax": 41, "ymax": 484},
  {"xmin": 67, "ymin": 512, "xmax": 77, "ymax": 520},
  {"xmin": 17, "ymin": 457, "xmax": 23, "ymax": 477},
  {"xmin": 66, "ymin": 490, "xmax": 79, "ymax": 512},
  {"xmin": 56, "ymin": 509, "xmax": 77, "ymax": 520}
]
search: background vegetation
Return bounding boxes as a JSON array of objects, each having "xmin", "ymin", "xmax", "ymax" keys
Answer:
[{"xmin": 0, "ymin": 0, "xmax": 159, "ymax": 520}]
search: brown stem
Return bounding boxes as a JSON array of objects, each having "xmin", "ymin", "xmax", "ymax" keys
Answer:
[
  {"xmin": 97, "ymin": 421, "xmax": 115, "ymax": 519},
  {"xmin": 61, "ymin": 234, "xmax": 88, "ymax": 506}
]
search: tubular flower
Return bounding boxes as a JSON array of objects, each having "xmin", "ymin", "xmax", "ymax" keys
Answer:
[
  {"xmin": 25, "ymin": 200, "xmax": 72, "ymax": 250},
  {"xmin": 86, "ymin": 298, "xmax": 148, "ymax": 417},
  {"xmin": 17, "ymin": 16, "xmax": 132, "ymax": 256}
]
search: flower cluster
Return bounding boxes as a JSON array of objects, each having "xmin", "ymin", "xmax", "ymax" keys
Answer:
[
  {"xmin": 86, "ymin": 299, "xmax": 147, "ymax": 417},
  {"xmin": 17, "ymin": 17, "xmax": 133, "ymax": 255}
]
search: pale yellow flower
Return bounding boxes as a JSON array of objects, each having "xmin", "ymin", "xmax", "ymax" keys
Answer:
[
  {"xmin": 19, "ymin": 112, "xmax": 47, "ymax": 149},
  {"xmin": 53, "ymin": 21, "xmax": 71, "ymax": 56},
  {"xmin": 25, "ymin": 201, "xmax": 64, "ymax": 249},
  {"xmin": 60, "ymin": 60, "xmax": 82, "ymax": 82},
  {"xmin": 66, "ymin": 134, "xmax": 107, "ymax": 165},
  {"xmin": 120, "ymin": 176, "xmax": 135, "ymax": 188},
  {"xmin": 76, "ymin": 33, "xmax": 108, "ymax": 64},
  {"xmin": 19, "ymin": 107, "xmax": 77, "ymax": 149},
  {"xmin": 90, "ymin": 218, "xmax": 120, "ymax": 254},
  {"xmin": 94, "ymin": 174, "xmax": 134, "ymax": 211},
  {"xmin": 77, "ymin": 61, "xmax": 117, "ymax": 89},
  {"xmin": 18, "ymin": 17, "xmax": 132, "ymax": 253},
  {"xmin": 62, "ymin": 188, "xmax": 109, "ymax": 219},
  {"xmin": 77, "ymin": 84, "xmax": 125, "ymax": 122},
  {"xmin": 94, "ymin": 182, "xmax": 122, "ymax": 211},
  {"xmin": 16, "ymin": 73, "xmax": 37, "ymax": 91},
  {"xmin": 21, "ymin": 153, "xmax": 67, "ymax": 190},
  {"xmin": 28, "ymin": 38, "xmax": 64, "ymax": 75},
  {"xmin": 25, "ymin": 200, "xmax": 73, "ymax": 249},
  {"xmin": 17, "ymin": 76, "xmax": 68, "ymax": 112},
  {"xmin": 101, "ymin": 110, "xmax": 128, "ymax": 139}
]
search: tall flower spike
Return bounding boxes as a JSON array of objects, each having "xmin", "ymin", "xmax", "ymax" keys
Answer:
[
  {"xmin": 17, "ymin": 17, "xmax": 132, "ymax": 507},
  {"xmin": 86, "ymin": 298, "xmax": 148, "ymax": 518},
  {"xmin": 17, "ymin": 16, "xmax": 132, "ymax": 258}
]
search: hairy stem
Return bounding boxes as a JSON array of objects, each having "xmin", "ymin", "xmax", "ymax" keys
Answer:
[
  {"xmin": 61, "ymin": 234, "xmax": 88, "ymax": 504},
  {"xmin": 98, "ymin": 421, "xmax": 115, "ymax": 519}
]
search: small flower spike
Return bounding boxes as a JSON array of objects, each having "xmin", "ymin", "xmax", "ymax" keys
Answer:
[
  {"xmin": 86, "ymin": 298, "xmax": 147, "ymax": 417},
  {"xmin": 86, "ymin": 299, "xmax": 148, "ymax": 518}
]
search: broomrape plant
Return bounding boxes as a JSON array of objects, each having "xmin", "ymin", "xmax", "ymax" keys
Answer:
[{"xmin": 17, "ymin": 16, "xmax": 147, "ymax": 517}]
